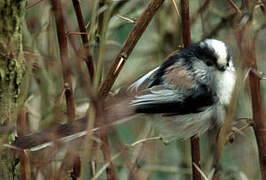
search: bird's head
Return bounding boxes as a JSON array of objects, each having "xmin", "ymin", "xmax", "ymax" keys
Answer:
[{"xmin": 197, "ymin": 39, "xmax": 234, "ymax": 72}]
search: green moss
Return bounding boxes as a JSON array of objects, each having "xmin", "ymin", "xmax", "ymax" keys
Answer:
[{"xmin": 0, "ymin": 0, "xmax": 26, "ymax": 178}]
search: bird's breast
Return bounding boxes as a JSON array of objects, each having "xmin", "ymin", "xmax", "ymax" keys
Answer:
[{"xmin": 215, "ymin": 69, "xmax": 236, "ymax": 105}]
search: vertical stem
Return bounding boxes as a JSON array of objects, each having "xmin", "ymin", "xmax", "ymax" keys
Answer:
[
  {"xmin": 235, "ymin": 1, "xmax": 266, "ymax": 178},
  {"xmin": 249, "ymin": 58, "xmax": 266, "ymax": 179},
  {"xmin": 17, "ymin": 108, "xmax": 31, "ymax": 180},
  {"xmin": 181, "ymin": 0, "xmax": 201, "ymax": 180},
  {"xmin": 97, "ymin": 0, "xmax": 106, "ymax": 37},
  {"xmin": 237, "ymin": 21, "xmax": 266, "ymax": 179},
  {"xmin": 96, "ymin": 0, "xmax": 165, "ymax": 179},
  {"xmin": 50, "ymin": 0, "xmax": 75, "ymax": 123},
  {"xmin": 181, "ymin": 0, "xmax": 191, "ymax": 47},
  {"xmin": 72, "ymin": 0, "xmax": 95, "ymax": 80}
]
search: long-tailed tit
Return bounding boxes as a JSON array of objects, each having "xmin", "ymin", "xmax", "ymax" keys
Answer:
[{"xmin": 12, "ymin": 39, "xmax": 236, "ymax": 151}]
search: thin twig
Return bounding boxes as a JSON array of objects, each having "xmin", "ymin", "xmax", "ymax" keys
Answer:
[
  {"xmin": 116, "ymin": 15, "xmax": 135, "ymax": 24},
  {"xmin": 192, "ymin": 163, "xmax": 208, "ymax": 180},
  {"xmin": 72, "ymin": 0, "xmax": 95, "ymax": 80},
  {"xmin": 170, "ymin": 0, "xmax": 180, "ymax": 18},
  {"xmin": 227, "ymin": 0, "xmax": 242, "ymax": 14},
  {"xmin": 26, "ymin": 0, "xmax": 44, "ymax": 9},
  {"xmin": 66, "ymin": 31, "xmax": 89, "ymax": 35},
  {"xmin": 227, "ymin": 122, "xmax": 254, "ymax": 143},
  {"xmin": 251, "ymin": 68, "xmax": 266, "ymax": 80},
  {"xmin": 91, "ymin": 152, "xmax": 121, "ymax": 180},
  {"xmin": 91, "ymin": 136, "xmax": 163, "ymax": 180},
  {"xmin": 50, "ymin": 0, "xmax": 75, "ymax": 123},
  {"xmin": 98, "ymin": 0, "xmax": 165, "ymax": 98},
  {"xmin": 181, "ymin": 1, "xmax": 201, "ymax": 180},
  {"xmin": 127, "ymin": 136, "xmax": 163, "ymax": 147}
]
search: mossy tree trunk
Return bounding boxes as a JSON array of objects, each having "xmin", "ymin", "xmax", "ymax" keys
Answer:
[{"xmin": 0, "ymin": 0, "xmax": 26, "ymax": 178}]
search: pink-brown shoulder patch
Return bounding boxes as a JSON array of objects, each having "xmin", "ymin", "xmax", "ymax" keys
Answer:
[{"xmin": 164, "ymin": 62, "xmax": 195, "ymax": 89}]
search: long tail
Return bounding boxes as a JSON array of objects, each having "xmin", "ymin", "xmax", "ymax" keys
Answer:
[
  {"xmin": 7, "ymin": 91, "xmax": 138, "ymax": 151},
  {"xmin": 10, "ymin": 110, "xmax": 135, "ymax": 151},
  {"xmin": 11, "ymin": 116, "xmax": 89, "ymax": 151}
]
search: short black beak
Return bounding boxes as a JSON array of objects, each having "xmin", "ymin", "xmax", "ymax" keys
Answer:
[{"xmin": 218, "ymin": 65, "xmax": 226, "ymax": 71}]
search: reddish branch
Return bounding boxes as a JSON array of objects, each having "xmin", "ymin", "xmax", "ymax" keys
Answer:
[
  {"xmin": 181, "ymin": 1, "xmax": 201, "ymax": 180},
  {"xmin": 17, "ymin": 108, "xmax": 31, "ymax": 180},
  {"xmin": 96, "ymin": 0, "xmax": 165, "ymax": 179},
  {"xmin": 26, "ymin": 0, "xmax": 44, "ymax": 9},
  {"xmin": 227, "ymin": 0, "xmax": 242, "ymax": 14},
  {"xmin": 95, "ymin": 1, "xmax": 118, "ymax": 179},
  {"xmin": 235, "ymin": 16, "xmax": 266, "ymax": 178},
  {"xmin": 98, "ymin": 0, "xmax": 165, "ymax": 97},
  {"xmin": 181, "ymin": 0, "xmax": 191, "ymax": 47},
  {"xmin": 72, "ymin": 0, "xmax": 95, "ymax": 80},
  {"xmin": 50, "ymin": 0, "xmax": 75, "ymax": 123}
]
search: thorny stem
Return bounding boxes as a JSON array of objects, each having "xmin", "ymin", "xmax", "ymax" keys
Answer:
[
  {"xmin": 181, "ymin": 1, "xmax": 201, "ymax": 180},
  {"xmin": 50, "ymin": 0, "xmax": 75, "ymax": 123}
]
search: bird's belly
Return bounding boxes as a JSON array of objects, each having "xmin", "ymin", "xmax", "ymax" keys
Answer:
[{"xmin": 150, "ymin": 105, "xmax": 225, "ymax": 141}]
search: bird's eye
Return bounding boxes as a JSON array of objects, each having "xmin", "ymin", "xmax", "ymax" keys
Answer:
[{"xmin": 206, "ymin": 60, "xmax": 213, "ymax": 66}]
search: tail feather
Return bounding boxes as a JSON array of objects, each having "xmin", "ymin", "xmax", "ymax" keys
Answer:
[
  {"xmin": 11, "ymin": 104, "xmax": 135, "ymax": 151},
  {"xmin": 12, "ymin": 116, "xmax": 88, "ymax": 150}
]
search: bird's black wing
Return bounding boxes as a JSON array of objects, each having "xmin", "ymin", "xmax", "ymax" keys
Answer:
[{"xmin": 130, "ymin": 53, "xmax": 217, "ymax": 114}]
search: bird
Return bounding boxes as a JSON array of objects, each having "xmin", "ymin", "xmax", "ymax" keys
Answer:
[{"xmin": 11, "ymin": 39, "xmax": 236, "ymax": 151}]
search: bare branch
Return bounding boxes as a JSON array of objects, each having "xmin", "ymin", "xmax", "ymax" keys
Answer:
[
  {"xmin": 98, "ymin": 0, "xmax": 165, "ymax": 98},
  {"xmin": 170, "ymin": 0, "xmax": 180, "ymax": 18},
  {"xmin": 72, "ymin": 0, "xmax": 95, "ymax": 80},
  {"xmin": 116, "ymin": 15, "xmax": 136, "ymax": 24},
  {"xmin": 227, "ymin": 0, "xmax": 242, "ymax": 14},
  {"xmin": 26, "ymin": 0, "xmax": 44, "ymax": 9},
  {"xmin": 181, "ymin": 1, "xmax": 201, "ymax": 180},
  {"xmin": 50, "ymin": 0, "xmax": 75, "ymax": 123}
]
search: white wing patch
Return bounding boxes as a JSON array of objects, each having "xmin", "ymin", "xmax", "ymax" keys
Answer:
[
  {"xmin": 130, "ymin": 88, "xmax": 183, "ymax": 106},
  {"xmin": 128, "ymin": 67, "xmax": 159, "ymax": 91}
]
